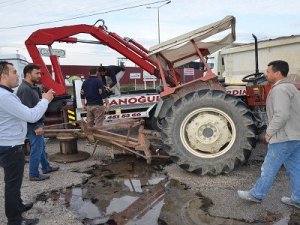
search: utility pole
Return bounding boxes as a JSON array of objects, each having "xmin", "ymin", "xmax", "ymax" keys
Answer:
[{"xmin": 147, "ymin": 1, "xmax": 171, "ymax": 44}]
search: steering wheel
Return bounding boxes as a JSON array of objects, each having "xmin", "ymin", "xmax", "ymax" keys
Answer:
[{"xmin": 242, "ymin": 72, "xmax": 265, "ymax": 83}]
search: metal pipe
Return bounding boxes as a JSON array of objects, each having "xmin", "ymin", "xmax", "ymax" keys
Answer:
[
  {"xmin": 76, "ymin": 39, "xmax": 104, "ymax": 44},
  {"xmin": 44, "ymin": 129, "xmax": 82, "ymax": 133},
  {"xmin": 252, "ymin": 34, "xmax": 259, "ymax": 75},
  {"xmin": 146, "ymin": 1, "xmax": 171, "ymax": 44}
]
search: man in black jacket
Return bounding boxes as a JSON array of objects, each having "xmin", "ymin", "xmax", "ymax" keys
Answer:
[
  {"xmin": 17, "ymin": 64, "xmax": 59, "ymax": 182},
  {"xmin": 97, "ymin": 65, "xmax": 125, "ymax": 96}
]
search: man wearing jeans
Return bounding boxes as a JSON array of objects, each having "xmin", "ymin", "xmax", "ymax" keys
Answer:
[
  {"xmin": 0, "ymin": 61, "xmax": 54, "ymax": 225},
  {"xmin": 17, "ymin": 64, "xmax": 59, "ymax": 181},
  {"xmin": 81, "ymin": 68, "xmax": 109, "ymax": 127},
  {"xmin": 238, "ymin": 60, "xmax": 300, "ymax": 209}
]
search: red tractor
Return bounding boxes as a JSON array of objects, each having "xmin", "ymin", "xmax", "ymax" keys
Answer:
[{"xmin": 25, "ymin": 16, "xmax": 271, "ymax": 175}]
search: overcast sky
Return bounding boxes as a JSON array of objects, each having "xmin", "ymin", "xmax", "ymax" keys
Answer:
[{"xmin": 1, "ymin": 0, "xmax": 300, "ymax": 66}]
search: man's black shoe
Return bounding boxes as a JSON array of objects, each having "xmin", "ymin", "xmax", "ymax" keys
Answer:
[
  {"xmin": 21, "ymin": 218, "xmax": 39, "ymax": 225},
  {"xmin": 42, "ymin": 166, "xmax": 60, "ymax": 174},
  {"xmin": 21, "ymin": 202, "xmax": 33, "ymax": 212},
  {"xmin": 29, "ymin": 174, "xmax": 50, "ymax": 181}
]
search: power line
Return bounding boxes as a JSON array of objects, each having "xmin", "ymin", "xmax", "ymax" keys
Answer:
[
  {"xmin": 0, "ymin": 0, "xmax": 169, "ymax": 30},
  {"xmin": 0, "ymin": 0, "xmax": 25, "ymax": 6}
]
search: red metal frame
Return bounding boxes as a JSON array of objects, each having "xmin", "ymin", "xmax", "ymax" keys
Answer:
[
  {"xmin": 25, "ymin": 22, "xmax": 213, "ymax": 96},
  {"xmin": 157, "ymin": 38, "xmax": 216, "ymax": 97},
  {"xmin": 25, "ymin": 24, "xmax": 159, "ymax": 95}
]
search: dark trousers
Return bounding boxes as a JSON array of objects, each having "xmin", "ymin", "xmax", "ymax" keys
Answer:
[{"xmin": 0, "ymin": 145, "xmax": 25, "ymax": 225}]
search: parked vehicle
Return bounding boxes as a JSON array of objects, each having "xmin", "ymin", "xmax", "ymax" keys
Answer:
[
  {"xmin": 210, "ymin": 35, "xmax": 300, "ymax": 95},
  {"xmin": 0, "ymin": 54, "xmax": 28, "ymax": 90}
]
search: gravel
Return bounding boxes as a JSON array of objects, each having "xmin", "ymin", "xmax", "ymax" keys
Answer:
[{"xmin": 0, "ymin": 135, "xmax": 297, "ymax": 224}]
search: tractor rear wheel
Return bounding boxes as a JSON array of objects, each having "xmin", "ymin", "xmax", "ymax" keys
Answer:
[
  {"xmin": 145, "ymin": 110, "xmax": 162, "ymax": 131},
  {"xmin": 161, "ymin": 89, "xmax": 257, "ymax": 175}
]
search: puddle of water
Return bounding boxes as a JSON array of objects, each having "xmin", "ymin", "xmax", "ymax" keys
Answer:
[{"xmin": 46, "ymin": 156, "xmax": 169, "ymax": 225}]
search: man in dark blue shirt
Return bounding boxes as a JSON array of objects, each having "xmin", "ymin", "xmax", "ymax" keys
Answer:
[{"xmin": 81, "ymin": 68, "xmax": 109, "ymax": 127}]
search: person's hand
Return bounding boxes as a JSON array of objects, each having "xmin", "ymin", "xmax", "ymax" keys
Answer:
[
  {"xmin": 105, "ymin": 103, "xmax": 110, "ymax": 113},
  {"xmin": 42, "ymin": 89, "xmax": 54, "ymax": 103},
  {"xmin": 34, "ymin": 127, "xmax": 44, "ymax": 136},
  {"xmin": 265, "ymin": 134, "xmax": 271, "ymax": 143},
  {"xmin": 82, "ymin": 104, "xmax": 87, "ymax": 111},
  {"xmin": 105, "ymin": 86, "xmax": 111, "ymax": 92},
  {"xmin": 105, "ymin": 100, "xmax": 110, "ymax": 113}
]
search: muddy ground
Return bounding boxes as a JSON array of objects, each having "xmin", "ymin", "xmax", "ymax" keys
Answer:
[{"xmin": 0, "ymin": 134, "xmax": 299, "ymax": 225}]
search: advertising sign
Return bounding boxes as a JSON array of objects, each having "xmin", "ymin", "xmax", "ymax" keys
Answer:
[
  {"xmin": 38, "ymin": 48, "xmax": 66, "ymax": 58},
  {"xmin": 184, "ymin": 68, "xmax": 194, "ymax": 76},
  {"xmin": 130, "ymin": 73, "xmax": 141, "ymax": 79}
]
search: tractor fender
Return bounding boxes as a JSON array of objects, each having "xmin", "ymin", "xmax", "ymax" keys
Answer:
[
  {"xmin": 155, "ymin": 78, "xmax": 224, "ymax": 120},
  {"xmin": 154, "ymin": 97, "xmax": 174, "ymax": 120}
]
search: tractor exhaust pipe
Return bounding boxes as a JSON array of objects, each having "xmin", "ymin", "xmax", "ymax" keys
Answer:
[{"xmin": 252, "ymin": 34, "xmax": 259, "ymax": 76}]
